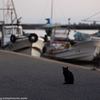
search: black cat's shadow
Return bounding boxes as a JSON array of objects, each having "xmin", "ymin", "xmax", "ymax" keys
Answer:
[{"xmin": 62, "ymin": 67, "xmax": 74, "ymax": 84}]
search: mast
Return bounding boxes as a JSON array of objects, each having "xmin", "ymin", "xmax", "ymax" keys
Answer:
[
  {"xmin": 3, "ymin": 0, "xmax": 5, "ymax": 24},
  {"xmin": 50, "ymin": 0, "xmax": 54, "ymax": 46},
  {"xmin": 11, "ymin": 0, "xmax": 18, "ymax": 21},
  {"xmin": 1, "ymin": 0, "xmax": 5, "ymax": 47},
  {"xmin": 0, "ymin": 0, "xmax": 18, "ymax": 47},
  {"xmin": 51, "ymin": 0, "xmax": 53, "ymax": 24}
]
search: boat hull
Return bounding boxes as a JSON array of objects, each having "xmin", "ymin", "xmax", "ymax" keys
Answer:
[
  {"xmin": 43, "ymin": 40, "xmax": 100, "ymax": 61},
  {"xmin": 5, "ymin": 38, "xmax": 45, "ymax": 57}
]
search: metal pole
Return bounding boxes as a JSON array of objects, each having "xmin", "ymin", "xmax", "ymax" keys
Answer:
[
  {"xmin": 50, "ymin": 0, "xmax": 53, "ymax": 46},
  {"xmin": 11, "ymin": 0, "xmax": 18, "ymax": 20},
  {"xmin": 51, "ymin": 0, "xmax": 53, "ymax": 24},
  {"xmin": 11, "ymin": 9, "xmax": 13, "ymax": 24},
  {"xmin": 1, "ymin": 24, "xmax": 4, "ymax": 47},
  {"xmin": 3, "ymin": 0, "xmax": 5, "ymax": 24}
]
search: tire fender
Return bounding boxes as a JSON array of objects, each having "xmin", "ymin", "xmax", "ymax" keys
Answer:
[
  {"xmin": 10, "ymin": 35, "xmax": 16, "ymax": 43},
  {"xmin": 29, "ymin": 33, "xmax": 38, "ymax": 43}
]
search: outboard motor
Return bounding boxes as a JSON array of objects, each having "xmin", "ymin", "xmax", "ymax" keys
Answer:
[
  {"xmin": 42, "ymin": 46, "xmax": 47, "ymax": 54},
  {"xmin": 44, "ymin": 35, "xmax": 48, "ymax": 42}
]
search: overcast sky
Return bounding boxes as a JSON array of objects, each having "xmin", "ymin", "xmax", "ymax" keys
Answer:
[{"xmin": 0, "ymin": 0, "xmax": 100, "ymax": 24}]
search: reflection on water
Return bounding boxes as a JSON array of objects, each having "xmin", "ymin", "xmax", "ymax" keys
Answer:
[
  {"xmin": 43, "ymin": 55, "xmax": 100, "ymax": 70},
  {"xmin": 60, "ymin": 58, "xmax": 100, "ymax": 69}
]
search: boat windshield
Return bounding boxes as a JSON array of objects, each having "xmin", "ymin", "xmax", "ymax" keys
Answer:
[
  {"xmin": 5, "ymin": 27, "xmax": 21, "ymax": 35},
  {"xmin": 5, "ymin": 28, "xmax": 11, "ymax": 35}
]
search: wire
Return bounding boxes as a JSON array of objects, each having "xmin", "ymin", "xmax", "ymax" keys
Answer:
[
  {"xmin": 0, "ymin": 5, "xmax": 2, "ymax": 22},
  {"xmin": 57, "ymin": 0, "xmax": 67, "ymax": 24},
  {"xmin": 53, "ymin": 0, "xmax": 57, "ymax": 23},
  {"xmin": 84, "ymin": 11, "xmax": 100, "ymax": 21},
  {"xmin": 38, "ymin": 0, "xmax": 50, "ymax": 24}
]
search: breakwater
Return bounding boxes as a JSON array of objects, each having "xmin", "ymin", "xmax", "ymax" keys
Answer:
[
  {"xmin": 21, "ymin": 24, "xmax": 100, "ymax": 30},
  {"xmin": 0, "ymin": 24, "xmax": 100, "ymax": 30}
]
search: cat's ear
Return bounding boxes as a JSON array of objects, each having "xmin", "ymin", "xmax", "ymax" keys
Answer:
[
  {"xmin": 62, "ymin": 67, "xmax": 64, "ymax": 68},
  {"xmin": 67, "ymin": 67, "xmax": 68, "ymax": 69}
]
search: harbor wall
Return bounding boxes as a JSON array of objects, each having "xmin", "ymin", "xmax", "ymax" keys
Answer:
[
  {"xmin": 0, "ymin": 24, "xmax": 100, "ymax": 30},
  {"xmin": 17, "ymin": 24, "xmax": 100, "ymax": 30}
]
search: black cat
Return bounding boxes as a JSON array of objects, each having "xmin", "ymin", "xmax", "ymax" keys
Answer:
[{"xmin": 62, "ymin": 67, "xmax": 74, "ymax": 84}]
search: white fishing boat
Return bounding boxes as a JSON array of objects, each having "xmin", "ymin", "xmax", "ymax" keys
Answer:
[
  {"xmin": 43, "ymin": 28, "xmax": 100, "ymax": 61},
  {"xmin": 2, "ymin": 25, "xmax": 45, "ymax": 57},
  {"xmin": 0, "ymin": 0, "xmax": 45, "ymax": 57},
  {"xmin": 42, "ymin": 0, "xmax": 100, "ymax": 61}
]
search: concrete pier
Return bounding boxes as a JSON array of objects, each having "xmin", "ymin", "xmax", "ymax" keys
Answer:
[{"xmin": 0, "ymin": 50, "xmax": 100, "ymax": 100}]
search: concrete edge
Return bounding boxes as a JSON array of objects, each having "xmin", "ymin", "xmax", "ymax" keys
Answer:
[{"xmin": 0, "ymin": 49, "xmax": 100, "ymax": 71}]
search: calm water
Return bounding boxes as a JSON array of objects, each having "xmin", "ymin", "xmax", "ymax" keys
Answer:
[
  {"xmin": 2, "ymin": 29, "xmax": 99, "ymax": 44},
  {"xmin": 23, "ymin": 29, "xmax": 99, "ymax": 39}
]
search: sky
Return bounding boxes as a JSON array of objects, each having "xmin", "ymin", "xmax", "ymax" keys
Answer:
[{"xmin": 0, "ymin": 0, "xmax": 100, "ymax": 24}]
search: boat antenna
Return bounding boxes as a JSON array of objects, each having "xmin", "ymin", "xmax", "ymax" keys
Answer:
[
  {"xmin": 11, "ymin": 0, "xmax": 18, "ymax": 22},
  {"xmin": 3, "ymin": 0, "xmax": 5, "ymax": 24},
  {"xmin": 0, "ymin": 0, "xmax": 18, "ymax": 24},
  {"xmin": 5, "ymin": 0, "xmax": 11, "ymax": 17},
  {"xmin": 67, "ymin": 18, "xmax": 70, "ymax": 36}
]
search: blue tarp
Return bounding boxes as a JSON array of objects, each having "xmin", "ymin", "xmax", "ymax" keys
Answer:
[
  {"xmin": 93, "ymin": 31, "xmax": 100, "ymax": 37},
  {"xmin": 74, "ymin": 32, "xmax": 89, "ymax": 41},
  {"xmin": 97, "ymin": 31, "xmax": 100, "ymax": 36},
  {"xmin": 74, "ymin": 31, "xmax": 100, "ymax": 41},
  {"xmin": 89, "ymin": 31, "xmax": 100, "ymax": 37}
]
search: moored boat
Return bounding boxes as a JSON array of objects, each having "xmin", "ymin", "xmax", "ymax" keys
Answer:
[
  {"xmin": 42, "ymin": 27, "xmax": 100, "ymax": 61},
  {"xmin": 0, "ymin": 0, "xmax": 45, "ymax": 57}
]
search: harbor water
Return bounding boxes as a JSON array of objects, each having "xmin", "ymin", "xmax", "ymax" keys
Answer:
[
  {"xmin": 2, "ymin": 29, "xmax": 99, "ymax": 45},
  {"xmin": 23, "ymin": 29, "xmax": 99, "ymax": 39}
]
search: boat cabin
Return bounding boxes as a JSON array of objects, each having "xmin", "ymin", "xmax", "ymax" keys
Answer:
[
  {"xmin": 50, "ymin": 30, "xmax": 74, "ymax": 50},
  {"xmin": 0, "ymin": 25, "xmax": 23, "ymax": 46},
  {"xmin": 4, "ymin": 26, "xmax": 23, "ymax": 36}
]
